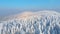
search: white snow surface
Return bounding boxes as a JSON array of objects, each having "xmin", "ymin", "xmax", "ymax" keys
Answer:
[{"xmin": 0, "ymin": 10, "xmax": 60, "ymax": 34}]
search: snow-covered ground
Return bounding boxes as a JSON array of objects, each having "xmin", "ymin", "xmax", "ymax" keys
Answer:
[{"xmin": 0, "ymin": 10, "xmax": 60, "ymax": 34}]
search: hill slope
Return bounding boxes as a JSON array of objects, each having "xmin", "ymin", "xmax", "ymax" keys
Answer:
[{"xmin": 0, "ymin": 10, "xmax": 60, "ymax": 34}]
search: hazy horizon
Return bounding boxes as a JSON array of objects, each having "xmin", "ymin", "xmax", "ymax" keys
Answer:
[{"xmin": 0, "ymin": 0, "xmax": 60, "ymax": 16}]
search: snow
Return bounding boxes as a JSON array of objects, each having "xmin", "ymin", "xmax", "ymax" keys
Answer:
[{"xmin": 0, "ymin": 10, "xmax": 60, "ymax": 34}]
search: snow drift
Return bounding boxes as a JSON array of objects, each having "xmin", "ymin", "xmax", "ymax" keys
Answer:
[{"xmin": 0, "ymin": 10, "xmax": 60, "ymax": 34}]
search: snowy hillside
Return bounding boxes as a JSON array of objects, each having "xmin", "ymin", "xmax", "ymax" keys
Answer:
[{"xmin": 0, "ymin": 11, "xmax": 60, "ymax": 34}]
